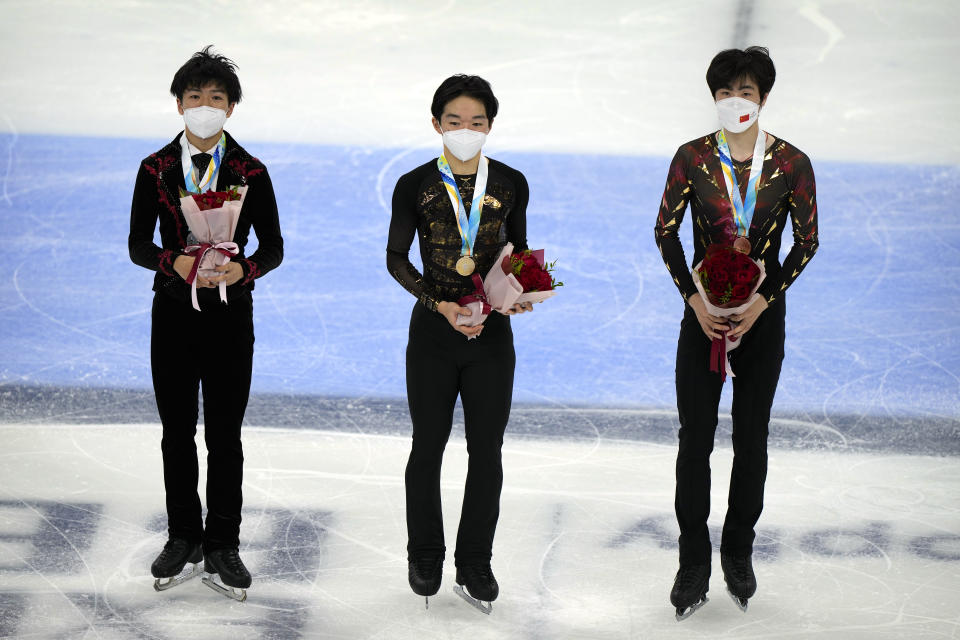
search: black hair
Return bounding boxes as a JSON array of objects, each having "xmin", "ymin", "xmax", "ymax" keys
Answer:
[
  {"xmin": 706, "ymin": 46, "xmax": 775, "ymax": 100},
  {"xmin": 170, "ymin": 45, "xmax": 242, "ymax": 104},
  {"xmin": 430, "ymin": 74, "xmax": 499, "ymax": 123}
]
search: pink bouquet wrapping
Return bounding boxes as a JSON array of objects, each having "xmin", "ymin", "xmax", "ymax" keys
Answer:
[
  {"xmin": 691, "ymin": 244, "xmax": 766, "ymax": 381},
  {"xmin": 456, "ymin": 242, "xmax": 560, "ymax": 337},
  {"xmin": 178, "ymin": 185, "xmax": 248, "ymax": 311}
]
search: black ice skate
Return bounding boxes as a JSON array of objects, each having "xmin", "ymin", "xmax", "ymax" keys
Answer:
[
  {"xmin": 453, "ymin": 564, "xmax": 498, "ymax": 615},
  {"xmin": 721, "ymin": 553, "xmax": 756, "ymax": 612},
  {"xmin": 408, "ymin": 555, "xmax": 443, "ymax": 609},
  {"xmin": 670, "ymin": 564, "xmax": 710, "ymax": 621},
  {"xmin": 202, "ymin": 548, "xmax": 252, "ymax": 602},
  {"xmin": 151, "ymin": 538, "xmax": 203, "ymax": 592}
]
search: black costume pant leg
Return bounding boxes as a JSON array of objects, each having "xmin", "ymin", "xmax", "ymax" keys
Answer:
[
  {"xmin": 151, "ymin": 291, "xmax": 254, "ymax": 551},
  {"xmin": 721, "ymin": 299, "xmax": 785, "ymax": 557},
  {"xmin": 152, "ymin": 292, "xmax": 204, "ymax": 544},
  {"xmin": 674, "ymin": 306, "xmax": 725, "ymax": 565},
  {"xmin": 199, "ymin": 293, "xmax": 254, "ymax": 552},
  {"xmin": 404, "ymin": 305, "xmax": 515, "ymax": 564},
  {"xmin": 455, "ymin": 312, "xmax": 514, "ymax": 567},
  {"xmin": 674, "ymin": 300, "xmax": 786, "ymax": 565},
  {"xmin": 405, "ymin": 304, "xmax": 462, "ymax": 559}
]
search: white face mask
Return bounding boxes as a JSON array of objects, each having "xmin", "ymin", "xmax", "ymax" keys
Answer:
[
  {"xmin": 183, "ymin": 105, "xmax": 227, "ymax": 139},
  {"xmin": 716, "ymin": 97, "xmax": 760, "ymax": 134},
  {"xmin": 442, "ymin": 128, "xmax": 487, "ymax": 162}
]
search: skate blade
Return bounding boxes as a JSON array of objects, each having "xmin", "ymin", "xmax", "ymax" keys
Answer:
[
  {"xmin": 453, "ymin": 585, "xmax": 492, "ymax": 615},
  {"xmin": 153, "ymin": 562, "xmax": 202, "ymax": 592},
  {"xmin": 727, "ymin": 588, "xmax": 748, "ymax": 612},
  {"xmin": 675, "ymin": 594, "xmax": 708, "ymax": 622},
  {"xmin": 201, "ymin": 573, "xmax": 248, "ymax": 602}
]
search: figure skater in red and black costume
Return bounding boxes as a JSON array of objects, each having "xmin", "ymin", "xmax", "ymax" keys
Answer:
[{"xmin": 654, "ymin": 46, "xmax": 818, "ymax": 620}]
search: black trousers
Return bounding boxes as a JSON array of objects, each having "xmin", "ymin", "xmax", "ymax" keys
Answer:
[
  {"xmin": 404, "ymin": 303, "xmax": 515, "ymax": 567},
  {"xmin": 674, "ymin": 298, "xmax": 786, "ymax": 565},
  {"xmin": 151, "ymin": 290, "xmax": 254, "ymax": 552}
]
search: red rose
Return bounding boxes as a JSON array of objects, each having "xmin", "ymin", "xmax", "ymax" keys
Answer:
[
  {"xmin": 704, "ymin": 244, "xmax": 727, "ymax": 263},
  {"xmin": 516, "ymin": 268, "xmax": 535, "ymax": 291},
  {"xmin": 718, "ymin": 251, "xmax": 738, "ymax": 269},
  {"xmin": 731, "ymin": 283, "xmax": 750, "ymax": 301},
  {"xmin": 533, "ymin": 268, "xmax": 553, "ymax": 291},
  {"xmin": 514, "ymin": 261, "xmax": 553, "ymax": 292},
  {"xmin": 734, "ymin": 268, "xmax": 755, "ymax": 284},
  {"xmin": 707, "ymin": 266, "xmax": 729, "ymax": 288}
]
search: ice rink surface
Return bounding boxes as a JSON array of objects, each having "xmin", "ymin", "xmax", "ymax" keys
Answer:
[
  {"xmin": 1, "ymin": 0, "xmax": 959, "ymax": 638},
  {"xmin": 2, "ymin": 424, "xmax": 959, "ymax": 639}
]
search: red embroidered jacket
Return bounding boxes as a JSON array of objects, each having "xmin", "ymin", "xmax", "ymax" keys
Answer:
[
  {"xmin": 128, "ymin": 132, "xmax": 283, "ymax": 304},
  {"xmin": 654, "ymin": 132, "xmax": 818, "ymax": 305}
]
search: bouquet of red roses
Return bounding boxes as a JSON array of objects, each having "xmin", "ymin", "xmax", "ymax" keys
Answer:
[
  {"xmin": 692, "ymin": 243, "xmax": 766, "ymax": 381},
  {"xmin": 697, "ymin": 244, "xmax": 761, "ymax": 307},
  {"xmin": 178, "ymin": 185, "xmax": 248, "ymax": 311},
  {"xmin": 456, "ymin": 242, "xmax": 561, "ymax": 333},
  {"xmin": 509, "ymin": 248, "xmax": 563, "ymax": 305},
  {"xmin": 181, "ymin": 185, "xmax": 243, "ymax": 212}
]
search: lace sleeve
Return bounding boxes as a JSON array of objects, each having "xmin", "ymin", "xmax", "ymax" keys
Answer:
[{"xmin": 387, "ymin": 171, "xmax": 441, "ymax": 312}]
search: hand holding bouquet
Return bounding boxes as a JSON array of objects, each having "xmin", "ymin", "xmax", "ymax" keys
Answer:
[
  {"xmin": 178, "ymin": 185, "xmax": 248, "ymax": 311},
  {"xmin": 692, "ymin": 243, "xmax": 765, "ymax": 381},
  {"xmin": 456, "ymin": 242, "xmax": 562, "ymax": 334}
]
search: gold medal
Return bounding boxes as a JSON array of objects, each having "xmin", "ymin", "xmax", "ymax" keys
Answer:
[
  {"xmin": 456, "ymin": 255, "xmax": 476, "ymax": 276},
  {"xmin": 733, "ymin": 236, "xmax": 751, "ymax": 254}
]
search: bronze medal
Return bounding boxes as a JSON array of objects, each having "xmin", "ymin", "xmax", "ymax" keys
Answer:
[
  {"xmin": 733, "ymin": 236, "xmax": 751, "ymax": 254},
  {"xmin": 456, "ymin": 255, "xmax": 476, "ymax": 276}
]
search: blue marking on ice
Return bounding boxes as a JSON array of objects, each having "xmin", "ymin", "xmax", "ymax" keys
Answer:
[{"xmin": 0, "ymin": 133, "xmax": 957, "ymax": 422}]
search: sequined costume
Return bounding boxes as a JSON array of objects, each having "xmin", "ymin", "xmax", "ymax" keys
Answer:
[
  {"xmin": 387, "ymin": 158, "xmax": 528, "ymax": 311},
  {"xmin": 387, "ymin": 156, "xmax": 528, "ymax": 570},
  {"xmin": 654, "ymin": 133, "xmax": 818, "ymax": 305}
]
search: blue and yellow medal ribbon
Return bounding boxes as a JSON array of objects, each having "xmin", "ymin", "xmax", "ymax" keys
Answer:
[
  {"xmin": 716, "ymin": 129, "xmax": 765, "ymax": 239},
  {"xmin": 184, "ymin": 133, "xmax": 226, "ymax": 195},
  {"xmin": 437, "ymin": 154, "xmax": 488, "ymax": 259}
]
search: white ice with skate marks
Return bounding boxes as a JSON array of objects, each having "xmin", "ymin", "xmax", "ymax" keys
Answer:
[{"xmin": 0, "ymin": 424, "xmax": 957, "ymax": 639}]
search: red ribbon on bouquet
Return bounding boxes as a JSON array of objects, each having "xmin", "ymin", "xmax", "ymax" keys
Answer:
[
  {"xmin": 710, "ymin": 333, "xmax": 728, "ymax": 383},
  {"xmin": 183, "ymin": 243, "xmax": 237, "ymax": 284},
  {"xmin": 183, "ymin": 241, "xmax": 239, "ymax": 311},
  {"xmin": 710, "ymin": 328, "xmax": 742, "ymax": 383},
  {"xmin": 457, "ymin": 273, "xmax": 492, "ymax": 315}
]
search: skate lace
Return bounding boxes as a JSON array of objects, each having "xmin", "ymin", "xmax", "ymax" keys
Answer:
[
  {"xmin": 219, "ymin": 549, "xmax": 247, "ymax": 573},
  {"xmin": 676, "ymin": 565, "xmax": 705, "ymax": 589},
  {"xmin": 726, "ymin": 556, "xmax": 750, "ymax": 579},
  {"xmin": 463, "ymin": 564, "xmax": 494, "ymax": 582},
  {"xmin": 158, "ymin": 538, "xmax": 190, "ymax": 561},
  {"xmin": 413, "ymin": 556, "xmax": 441, "ymax": 576}
]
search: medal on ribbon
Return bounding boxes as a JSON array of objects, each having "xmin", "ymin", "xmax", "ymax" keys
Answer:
[
  {"xmin": 182, "ymin": 133, "xmax": 226, "ymax": 194},
  {"xmin": 716, "ymin": 129, "xmax": 766, "ymax": 254},
  {"xmin": 438, "ymin": 154, "xmax": 488, "ymax": 276}
]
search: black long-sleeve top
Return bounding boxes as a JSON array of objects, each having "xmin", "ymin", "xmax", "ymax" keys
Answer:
[
  {"xmin": 129, "ymin": 131, "xmax": 283, "ymax": 304},
  {"xmin": 387, "ymin": 157, "xmax": 529, "ymax": 311},
  {"xmin": 654, "ymin": 132, "xmax": 818, "ymax": 305}
]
